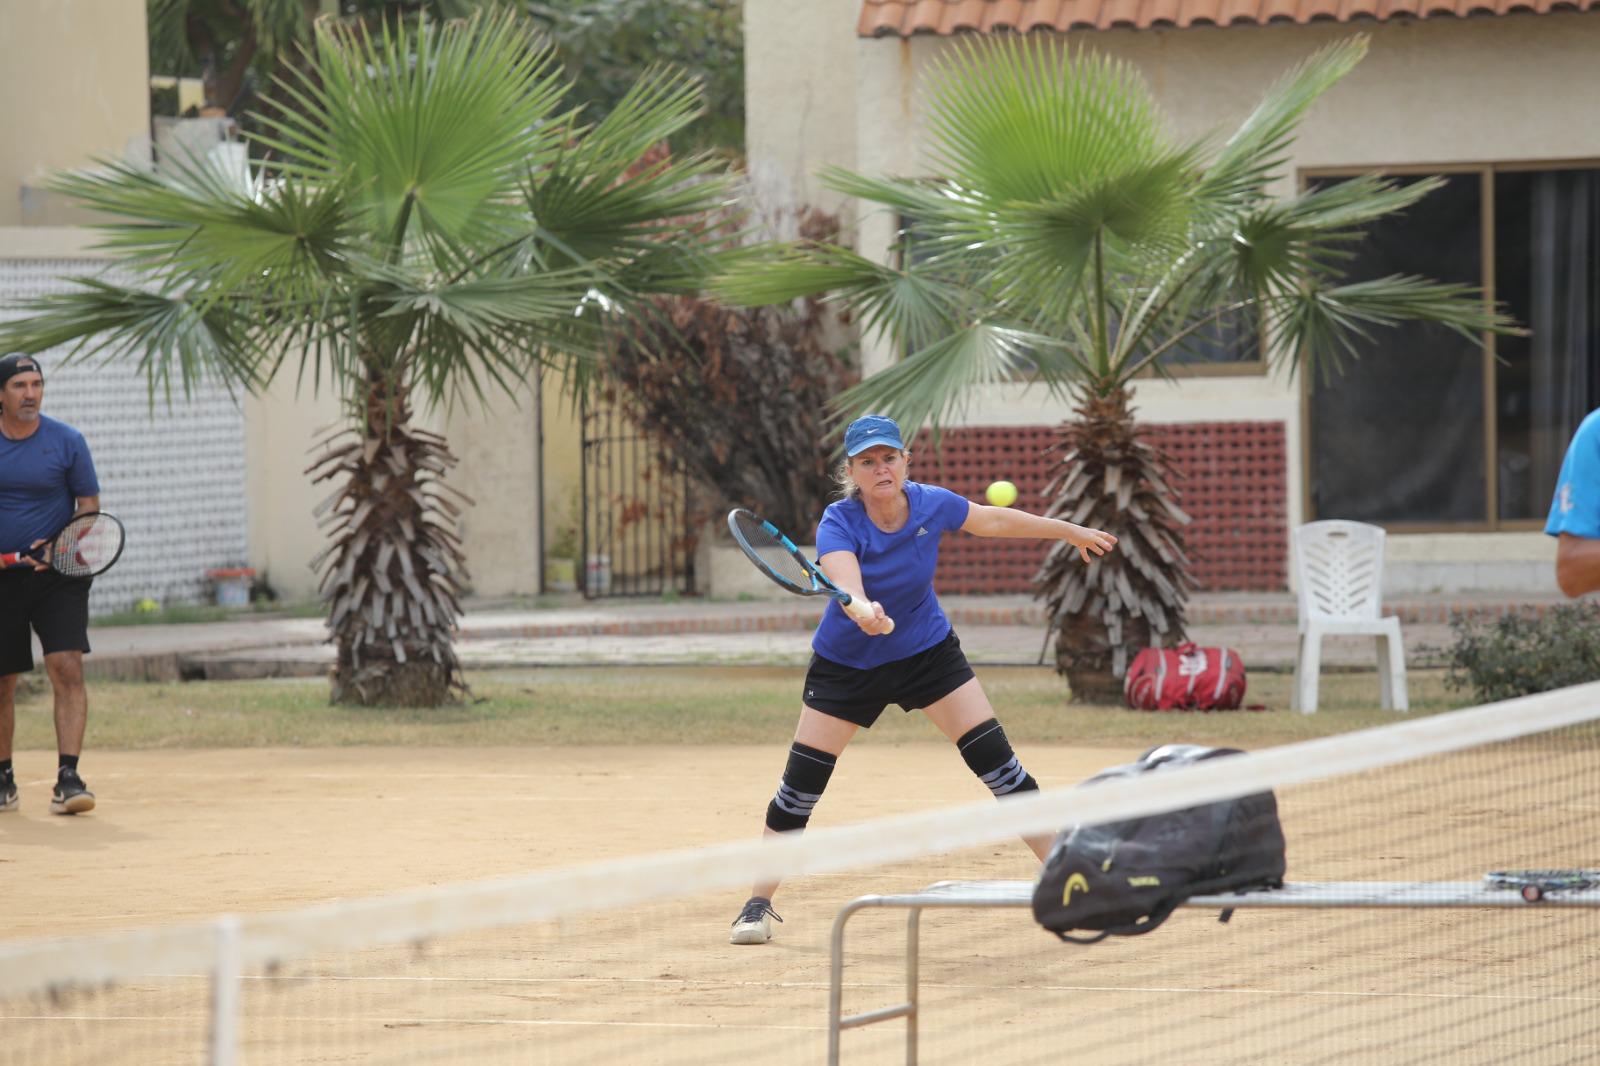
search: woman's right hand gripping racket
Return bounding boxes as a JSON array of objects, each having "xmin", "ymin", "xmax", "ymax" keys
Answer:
[
  {"xmin": 728, "ymin": 508, "xmax": 894, "ymax": 634},
  {"xmin": 1, "ymin": 511, "xmax": 126, "ymax": 578}
]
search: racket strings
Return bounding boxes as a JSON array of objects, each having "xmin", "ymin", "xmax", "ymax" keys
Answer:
[
  {"xmin": 52, "ymin": 516, "xmax": 117, "ymax": 577},
  {"xmin": 731, "ymin": 513, "xmax": 812, "ymax": 589}
]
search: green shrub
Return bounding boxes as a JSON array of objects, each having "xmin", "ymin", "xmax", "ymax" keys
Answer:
[{"xmin": 1443, "ymin": 603, "xmax": 1600, "ymax": 704}]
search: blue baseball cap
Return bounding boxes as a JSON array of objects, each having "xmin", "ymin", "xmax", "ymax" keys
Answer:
[{"xmin": 844, "ymin": 413, "xmax": 906, "ymax": 457}]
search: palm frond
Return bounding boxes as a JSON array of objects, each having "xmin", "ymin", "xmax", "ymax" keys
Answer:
[
  {"xmin": 51, "ymin": 152, "xmax": 359, "ymax": 309},
  {"xmin": 606, "ymin": 241, "xmax": 758, "ymax": 298},
  {"xmin": 828, "ymin": 322, "xmax": 1075, "ymax": 436},
  {"xmin": 565, "ymin": 63, "xmax": 708, "ymax": 175},
  {"xmin": 525, "ymin": 154, "xmax": 731, "ymax": 267},
  {"xmin": 1269, "ymin": 274, "xmax": 1520, "ymax": 382},
  {"xmin": 1194, "ymin": 36, "xmax": 1369, "ymax": 220},
  {"xmin": 817, "ymin": 168, "xmax": 957, "ymax": 221},
  {"xmin": 715, "ymin": 242, "xmax": 963, "ymax": 355},
  {"xmin": 253, "ymin": 11, "xmax": 569, "ymax": 252},
  {"xmin": 989, "ymin": 146, "xmax": 1199, "ymax": 295},
  {"xmin": 1224, "ymin": 174, "xmax": 1444, "ymax": 293},
  {"xmin": 923, "ymin": 36, "xmax": 1170, "ymax": 208},
  {"xmin": 0, "ymin": 277, "xmax": 266, "ymax": 400}
]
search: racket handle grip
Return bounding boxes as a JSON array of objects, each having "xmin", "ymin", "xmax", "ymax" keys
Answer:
[
  {"xmin": 0, "ymin": 552, "xmax": 27, "ymax": 568},
  {"xmin": 842, "ymin": 594, "xmax": 895, "ymax": 634}
]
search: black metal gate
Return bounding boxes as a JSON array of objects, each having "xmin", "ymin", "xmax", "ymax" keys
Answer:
[{"xmin": 579, "ymin": 391, "xmax": 696, "ymax": 598}]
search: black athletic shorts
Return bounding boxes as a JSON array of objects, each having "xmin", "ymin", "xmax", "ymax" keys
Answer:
[
  {"xmin": 0, "ymin": 570, "xmax": 93, "ymax": 676},
  {"xmin": 802, "ymin": 628, "xmax": 977, "ymax": 728}
]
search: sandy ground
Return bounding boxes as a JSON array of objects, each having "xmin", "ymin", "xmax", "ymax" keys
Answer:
[{"xmin": 3, "ymin": 742, "xmax": 1597, "ymax": 1065}]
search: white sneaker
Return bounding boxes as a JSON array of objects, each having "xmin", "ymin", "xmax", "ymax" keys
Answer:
[{"xmin": 729, "ymin": 897, "xmax": 782, "ymax": 945}]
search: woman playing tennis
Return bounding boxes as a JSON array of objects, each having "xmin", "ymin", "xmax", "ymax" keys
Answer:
[{"xmin": 730, "ymin": 413, "xmax": 1118, "ymax": 944}]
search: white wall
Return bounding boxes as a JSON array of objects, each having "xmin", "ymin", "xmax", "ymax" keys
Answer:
[{"xmin": 0, "ymin": 229, "xmax": 251, "ymax": 613}]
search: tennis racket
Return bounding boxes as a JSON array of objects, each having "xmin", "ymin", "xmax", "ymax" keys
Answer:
[
  {"xmin": 0, "ymin": 511, "xmax": 126, "ymax": 578},
  {"xmin": 1484, "ymin": 869, "xmax": 1600, "ymax": 903},
  {"xmin": 727, "ymin": 508, "xmax": 894, "ymax": 634}
]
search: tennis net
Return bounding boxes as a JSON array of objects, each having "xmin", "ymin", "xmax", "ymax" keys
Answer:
[{"xmin": 3, "ymin": 681, "xmax": 1598, "ymax": 1064}]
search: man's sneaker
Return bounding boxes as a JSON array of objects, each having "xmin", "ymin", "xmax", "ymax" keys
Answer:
[
  {"xmin": 729, "ymin": 896, "xmax": 782, "ymax": 945},
  {"xmin": 50, "ymin": 767, "xmax": 95, "ymax": 815},
  {"xmin": 0, "ymin": 770, "xmax": 17, "ymax": 812}
]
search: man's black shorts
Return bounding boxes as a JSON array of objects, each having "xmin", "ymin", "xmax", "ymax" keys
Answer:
[
  {"xmin": 0, "ymin": 570, "xmax": 92, "ymax": 676},
  {"xmin": 802, "ymin": 628, "xmax": 977, "ymax": 728}
]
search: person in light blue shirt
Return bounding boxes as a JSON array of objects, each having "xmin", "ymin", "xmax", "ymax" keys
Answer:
[
  {"xmin": 1547, "ymin": 409, "xmax": 1600, "ymax": 597},
  {"xmin": 729, "ymin": 413, "xmax": 1118, "ymax": 944}
]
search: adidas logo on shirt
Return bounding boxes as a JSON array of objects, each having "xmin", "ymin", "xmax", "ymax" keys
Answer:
[{"xmin": 915, "ymin": 526, "xmax": 929, "ymax": 536}]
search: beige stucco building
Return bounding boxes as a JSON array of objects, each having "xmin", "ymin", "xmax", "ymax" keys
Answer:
[
  {"xmin": 747, "ymin": 1, "xmax": 1600, "ymax": 593},
  {"xmin": 7, "ymin": 2, "xmax": 1597, "ymax": 604}
]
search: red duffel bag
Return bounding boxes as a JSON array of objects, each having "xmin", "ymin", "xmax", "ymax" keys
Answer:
[{"xmin": 1125, "ymin": 643, "xmax": 1247, "ymax": 711}]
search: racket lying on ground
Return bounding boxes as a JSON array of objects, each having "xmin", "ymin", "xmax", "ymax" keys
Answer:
[
  {"xmin": 727, "ymin": 508, "xmax": 894, "ymax": 633},
  {"xmin": 0, "ymin": 511, "xmax": 126, "ymax": 577},
  {"xmin": 1484, "ymin": 869, "xmax": 1600, "ymax": 903}
]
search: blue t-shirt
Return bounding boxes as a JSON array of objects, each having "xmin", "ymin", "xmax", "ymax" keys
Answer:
[
  {"xmin": 1547, "ymin": 409, "xmax": 1600, "ymax": 539},
  {"xmin": 811, "ymin": 481, "xmax": 972, "ymax": 669},
  {"xmin": 0, "ymin": 414, "xmax": 100, "ymax": 554}
]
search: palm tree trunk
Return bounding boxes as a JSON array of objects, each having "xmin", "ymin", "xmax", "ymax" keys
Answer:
[
  {"xmin": 1036, "ymin": 388, "xmax": 1194, "ymax": 703},
  {"xmin": 306, "ymin": 367, "xmax": 471, "ymax": 706}
]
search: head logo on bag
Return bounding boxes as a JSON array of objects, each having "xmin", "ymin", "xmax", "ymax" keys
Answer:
[{"xmin": 1063, "ymin": 873, "xmax": 1090, "ymax": 902}]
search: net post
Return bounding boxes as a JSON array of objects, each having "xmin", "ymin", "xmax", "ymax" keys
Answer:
[
  {"xmin": 209, "ymin": 916, "xmax": 242, "ymax": 1066},
  {"xmin": 904, "ymin": 907, "xmax": 921, "ymax": 1066}
]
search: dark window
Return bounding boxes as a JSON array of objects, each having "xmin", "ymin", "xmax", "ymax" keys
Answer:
[
  {"xmin": 1309, "ymin": 174, "xmax": 1486, "ymax": 524},
  {"xmin": 1308, "ymin": 166, "xmax": 1600, "ymax": 527},
  {"xmin": 1493, "ymin": 169, "xmax": 1600, "ymax": 521}
]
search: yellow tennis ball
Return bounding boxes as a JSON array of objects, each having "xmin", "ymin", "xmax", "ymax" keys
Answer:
[{"xmin": 985, "ymin": 480, "xmax": 1018, "ymax": 507}]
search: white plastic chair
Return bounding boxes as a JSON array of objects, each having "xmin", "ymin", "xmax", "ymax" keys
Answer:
[{"xmin": 1290, "ymin": 520, "xmax": 1408, "ymax": 715}]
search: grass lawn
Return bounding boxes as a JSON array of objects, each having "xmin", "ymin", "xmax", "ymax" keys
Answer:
[{"xmin": 9, "ymin": 666, "xmax": 1468, "ymax": 750}]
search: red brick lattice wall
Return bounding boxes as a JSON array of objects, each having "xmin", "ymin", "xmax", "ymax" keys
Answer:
[{"xmin": 912, "ymin": 422, "xmax": 1288, "ymax": 593}]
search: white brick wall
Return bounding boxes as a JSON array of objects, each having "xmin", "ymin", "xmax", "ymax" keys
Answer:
[{"xmin": 1, "ymin": 258, "xmax": 250, "ymax": 614}]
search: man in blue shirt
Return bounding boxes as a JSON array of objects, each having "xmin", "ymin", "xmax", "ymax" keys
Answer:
[
  {"xmin": 729, "ymin": 413, "xmax": 1118, "ymax": 944},
  {"xmin": 0, "ymin": 353, "xmax": 101, "ymax": 815},
  {"xmin": 1547, "ymin": 409, "xmax": 1600, "ymax": 598}
]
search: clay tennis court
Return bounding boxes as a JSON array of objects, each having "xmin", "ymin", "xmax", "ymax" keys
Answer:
[{"xmin": 5, "ymin": 730, "xmax": 1597, "ymax": 1065}]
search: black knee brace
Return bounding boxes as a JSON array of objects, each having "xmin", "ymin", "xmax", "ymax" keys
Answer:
[
  {"xmin": 765, "ymin": 742, "xmax": 838, "ymax": 832},
  {"xmin": 957, "ymin": 718, "xmax": 1038, "ymax": 797}
]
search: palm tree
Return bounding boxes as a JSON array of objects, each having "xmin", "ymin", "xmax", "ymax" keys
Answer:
[
  {"xmin": 0, "ymin": 12, "xmax": 733, "ymax": 705},
  {"xmin": 717, "ymin": 35, "xmax": 1516, "ymax": 702}
]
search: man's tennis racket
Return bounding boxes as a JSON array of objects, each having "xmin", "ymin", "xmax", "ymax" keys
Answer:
[
  {"xmin": 727, "ymin": 508, "xmax": 894, "ymax": 634},
  {"xmin": 1, "ymin": 511, "xmax": 126, "ymax": 578}
]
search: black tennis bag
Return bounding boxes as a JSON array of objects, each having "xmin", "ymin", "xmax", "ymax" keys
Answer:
[{"xmin": 1032, "ymin": 745, "xmax": 1286, "ymax": 944}]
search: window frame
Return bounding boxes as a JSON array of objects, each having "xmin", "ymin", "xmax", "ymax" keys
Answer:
[{"xmin": 1299, "ymin": 158, "xmax": 1600, "ymax": 534}]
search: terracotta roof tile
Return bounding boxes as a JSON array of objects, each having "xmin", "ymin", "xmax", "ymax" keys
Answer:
[{"xmin": 858, "ymin": 0, "xmax": 1600, "ymax": 33}]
